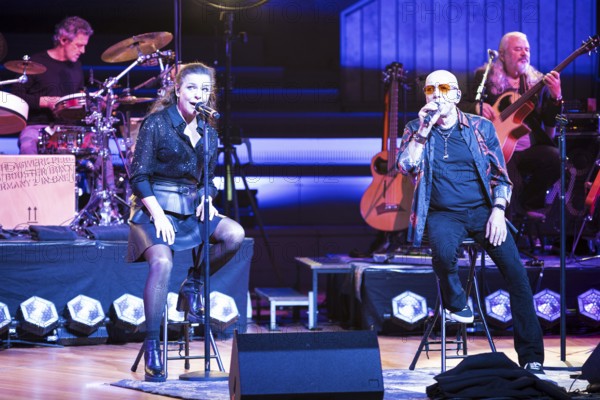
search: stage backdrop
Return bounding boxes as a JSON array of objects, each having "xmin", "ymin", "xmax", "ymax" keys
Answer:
[
  {"xmin": 341, "ymin": 0, "xmax": 598, "ymax": 110},
  {"xmin": 0, "ymin": 238, "xmax": 253, "ymax": 338}
]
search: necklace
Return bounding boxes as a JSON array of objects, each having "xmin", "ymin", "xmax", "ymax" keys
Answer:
[{"xmin": 436, "ymin": 127, "xmax": 452, "ymax": 160}]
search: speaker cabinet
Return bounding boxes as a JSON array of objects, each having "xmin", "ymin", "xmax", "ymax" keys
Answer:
[
  {"xmin": 229, "ymin": 330, "xmax": 384, "ymax": 400},
  {"xmin": 582, "ymin": 344, "xmax": 600, "ymax": 385}
]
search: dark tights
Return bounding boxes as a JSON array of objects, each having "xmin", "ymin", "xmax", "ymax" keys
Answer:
[{"xmin": 143, "ymin": 217, "xmax": 245, "ymax": 340}]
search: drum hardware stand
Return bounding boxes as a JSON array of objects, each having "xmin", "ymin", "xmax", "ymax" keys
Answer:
[
  {"xmin": 69, "ymin": 89, "xmax": 128, "ymax": 230},
  {"xmin": 0, "ymin": 55, "xmax": 31, "ymax": 87}
]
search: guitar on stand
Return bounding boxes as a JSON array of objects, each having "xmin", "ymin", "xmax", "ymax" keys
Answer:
[
  {"xmin": 360, "ymin": 62, "xmax": 414, "ymax": 236},
  {"xmin": 570, "ymin": 156, "xmax": 600, "ymax": 260},
  {"xmin": 492, "ymin": 35, "xmax": 599, "ymax": 163}
]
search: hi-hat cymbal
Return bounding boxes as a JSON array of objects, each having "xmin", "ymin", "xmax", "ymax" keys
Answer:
[
  {"xmin": 4, "ymin": 59, "xmax": 47, "ymax": 75},
  {"xmin": 117, "ymin": 95, "xmax": 155, "ymax": 105},
  {"xmin": 101, "ymin": 32, "xmax": 173, "ymax": 63}
]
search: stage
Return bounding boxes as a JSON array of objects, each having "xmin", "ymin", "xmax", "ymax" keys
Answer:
[
  {"xmin": 293, "ymin": 252, "xmax": 600, "ymax": 335},
  {"xmin": 0, "ymin": 237, "xmax": 254, "ymax": 341}
]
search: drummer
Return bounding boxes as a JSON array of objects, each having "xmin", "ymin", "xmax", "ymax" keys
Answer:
[{"xmin": 12, "ymin": 16, "xmax": 93, "ymax": 154}]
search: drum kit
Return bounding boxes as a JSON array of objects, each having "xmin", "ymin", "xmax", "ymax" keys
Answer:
[{"xmin": 0, "ymin": 32, "xmax": 177, "ymax": 230}]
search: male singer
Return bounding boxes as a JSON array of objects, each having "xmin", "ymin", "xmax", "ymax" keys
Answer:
[{"xmin": 396, "ymin": 69, "xmax": 548, "ymax": 377}]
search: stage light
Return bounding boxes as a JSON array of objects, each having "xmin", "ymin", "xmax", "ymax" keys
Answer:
[
  {"xmin": 209, "ymin": 291, "xmax": 239, "ymax": 332},
  {"xmin": 533, "ymin": 289, "xmax": 561, "ymax": 327},
  {"xmin": 17, "ymin": 296, "xmax": 59, "ymax": 337},
  {"xmin": 65, "ymin": 295, "xmax": 105, "ymax": 335},
  {"xmin": 58, "ymin": 295, "xmax": 109, "ymax": 346},
  {"xmin": 166, "ymin": 292, "xmax": 185, "ymax": 324},
  {"xmin": 578, "ymin": 289, "xmax": 600, "ymax": 326},
  {"xmin": 390, "ymin": 291, "xmax": 428, "ymax": 329},
  {"xmin": 484, "ymin": 289, "xmax": 513, "ymax": 329},
  {"xmin": 0, "ymin": 302, "xmax": 11, "ymax": 335},
  {"xmin": 110, "ymin": 293, "xmax": 145, "ymax": 332}
]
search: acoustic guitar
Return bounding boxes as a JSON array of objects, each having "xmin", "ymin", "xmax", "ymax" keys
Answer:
[
  {"xmin": 585, "ymin": 167, "xmax": 600, "ymax": 217},
  {"xmin": 491, "ymin": 34, "xmax": 599, "ymax": 163},
  {"xmin": 360, "ymin": 62, "xmax": 414, "ymax": 232}
]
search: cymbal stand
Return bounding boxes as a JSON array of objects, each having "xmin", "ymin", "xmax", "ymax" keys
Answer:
[{"xmin": 0, "ymin": 55, "xmax": 30, "ymax": 87}]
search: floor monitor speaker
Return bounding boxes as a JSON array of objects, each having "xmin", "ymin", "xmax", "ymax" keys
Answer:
[{"xmin": 229, "ymin": 330, "xmax": 384, "ymax": 400}]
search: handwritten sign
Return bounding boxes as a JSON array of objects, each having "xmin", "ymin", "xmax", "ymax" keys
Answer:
[{"xmin": 0, "ymin": 155, "xmax": 76, "ymax": 228}]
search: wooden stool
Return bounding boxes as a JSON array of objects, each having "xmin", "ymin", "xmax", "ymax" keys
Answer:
[{"xmin": 409, "ymin": 238, "xmax": 496, "ymax": 372}]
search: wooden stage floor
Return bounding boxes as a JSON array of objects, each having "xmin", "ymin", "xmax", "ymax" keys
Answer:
[{"xmin": 0, "ymin": 322, "xmax": 598, "ymax": 400}]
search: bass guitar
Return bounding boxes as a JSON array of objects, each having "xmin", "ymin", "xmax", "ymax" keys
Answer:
[
  {"xmin": 360, "ymin": 62, "xmax": 414, "ymax": 232},
  {"xmin": 492, "ymin": 34, "xmax": 599, "ymax": 163}
]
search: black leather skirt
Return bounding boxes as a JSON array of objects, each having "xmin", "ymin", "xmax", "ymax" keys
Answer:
[{"xmin": 126, "ymin": 179, "xmax": 223, "ymax": 263}]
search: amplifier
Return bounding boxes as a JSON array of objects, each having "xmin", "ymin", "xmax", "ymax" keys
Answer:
[{"xmin": 566, "ymin": 113, "xmax": 599, "ymax": 133}]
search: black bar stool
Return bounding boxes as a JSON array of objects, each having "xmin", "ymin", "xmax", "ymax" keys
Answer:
[
  {"xmin": 130, "ymin": 303, "xmax": 225, "ymax": 378},
  {"xmin": 409, "ymin": 238, "xmax": 496, "ymax": 372}
]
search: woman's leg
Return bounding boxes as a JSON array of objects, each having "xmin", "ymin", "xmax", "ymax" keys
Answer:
[
  {"xmin": 142, "ymin": 244, "xmax": 173, "ymax": 381},
  {"xmin": 208, "ymin": 217, "xmax": 245, "ymax": 276}
]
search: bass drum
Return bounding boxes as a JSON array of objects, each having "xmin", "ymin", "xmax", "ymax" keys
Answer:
[
  {"xmin": 0, "ymin": 91, "xmax": 29, "ymax": 134},
  {"xmin": 37, "ymin": 125, "xmax": 98, "ymax": 155}
]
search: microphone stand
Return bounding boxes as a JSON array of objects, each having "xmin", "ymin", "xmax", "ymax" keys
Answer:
[
  {"xmin": 179, "ymin": 114, "xmax": 228, "ymax": 381},
  {"xmin": 556, "ymin": 113, "xmax": 568, "ymax": 363},
  {"xmin": 475, "ymin": 51, "xmax": 496, "ymax": 115}
]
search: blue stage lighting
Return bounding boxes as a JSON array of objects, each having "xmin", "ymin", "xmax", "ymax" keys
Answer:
[
  {"xmin": 111, "ymin": 293, "xmax": 145, "ymax": 332},
  {"xmin": 533, "ymin": 289, "xmax": 561, "ymax": 326},
  {"xmin": 484, "ymin": 289, "xmax": 512, "ymax": 328},
  {"xmin": 18, "ymin": 296, "xmax": 59, "ymax": 337},
  {"xmin": 578, "ymin": 289, "xmax": 600, "ymax": 326},
  {"xmin": 0, "ymin": 302, "xmax": 11, "ymax": 335},
  {"xmin": 391, "ymin": 291, "xmax": 428, "ymax": 328},
  {"xmin": 65, "ymin": 295, "xmax": 106, "ymax": 335}
]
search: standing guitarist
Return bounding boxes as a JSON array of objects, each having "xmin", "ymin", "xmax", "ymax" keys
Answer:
[{"xmin": 461, "ymin": 32, "xmax": 562, "ymax": 226}]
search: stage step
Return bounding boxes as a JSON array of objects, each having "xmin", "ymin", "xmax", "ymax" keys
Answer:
[{"xmin": 254, "ymin": 287, "xmax": 312, "ymax": 330}]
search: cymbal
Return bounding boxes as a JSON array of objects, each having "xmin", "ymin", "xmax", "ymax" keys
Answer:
[
  {"xmin": 101, "ymin": 32, "xmax": 173, "ymax": 63},
  {"xmin": 117, "ymin": 95, "xmax": 155, "ymax": 105},
  {"xmin": 4, "ymin": 59, "xmax": 47, "ymax": 75}
]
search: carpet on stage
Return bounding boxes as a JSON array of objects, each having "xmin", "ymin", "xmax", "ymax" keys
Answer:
[{"xmin": 111, "ymin": 368, "xmax": 597, "ymax": 399}]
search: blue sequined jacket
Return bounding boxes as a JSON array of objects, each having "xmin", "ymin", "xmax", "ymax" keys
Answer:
[
  {"xmin": 129, "ymin": 104, "xmax": 219, "ymax": 202},
  {"xmin": 396, "ymin": 109, "xmax": 512, "ymax": 247}
]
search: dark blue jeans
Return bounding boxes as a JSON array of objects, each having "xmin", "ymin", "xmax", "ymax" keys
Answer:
[{"xmin": 426, "ymin": 204, "xmax": 544, "ymax": 366}]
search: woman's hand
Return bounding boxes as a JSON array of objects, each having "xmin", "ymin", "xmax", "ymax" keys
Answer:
[
  {"xmin": 152, "ymin": 212, "xmax": 175, "ymax": 245},
  {"xmin": 196, "ymin": 195, "xmax": 217, "ymax": 221}
]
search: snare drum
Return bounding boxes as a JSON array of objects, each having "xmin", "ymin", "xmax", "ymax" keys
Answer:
[
  {"xmin": 54, "ymin": 93, "xmax": 104, "ymax": 121},
  {"xmin": 38, "ymin": 125, "xmax": 97, "ymax": 155}
]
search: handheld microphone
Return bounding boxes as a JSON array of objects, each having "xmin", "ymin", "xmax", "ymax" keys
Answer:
[
  {"xmin": 194, "ymin": 101, "xmax": 220, "ymax": 120},
  {"xmin": 423, "ymin": 102, "xmax": 440, "ymax": 126},
  {"xmin": 488, "ymin": 49, "xmax": 499, "ymax": 60}
]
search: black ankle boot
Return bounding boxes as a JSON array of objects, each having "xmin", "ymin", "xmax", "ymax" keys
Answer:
[
  {"xmin": 144, "ymin": 339, "xmax": 165, "ymax": 382},
  {"xmin": 176, "ymin": 267, "xmax": 205, "ymax": 323}
]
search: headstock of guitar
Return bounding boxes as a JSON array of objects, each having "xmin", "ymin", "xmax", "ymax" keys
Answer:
[
  {"xmin": 382, "ymin": 62, "xmax": 406, "ymax": 85},
  {"xmin": 581, "ymin": 34, "xmax": 599, "ymax": 54}
]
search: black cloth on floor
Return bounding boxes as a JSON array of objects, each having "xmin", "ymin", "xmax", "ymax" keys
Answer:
[
  {"xmin": 426, "ymin": 352, "xmax": 571, "ymax": 399},
  {"xmin": 29, "ymin": 225, "xmax": 78, "ymax": 241}
]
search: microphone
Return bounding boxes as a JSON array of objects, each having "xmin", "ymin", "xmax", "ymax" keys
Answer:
[
  {"xmin": 423, "ymin": 102, "xmax": 440, "ymax": 126},
  {"xmin": 195, "ymin": 101, "xmax": 221, "ymax": 119},
  {"xmin": 488, "ymin": 49, "xmax": 499, "ymax": 60}
]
